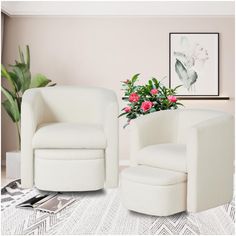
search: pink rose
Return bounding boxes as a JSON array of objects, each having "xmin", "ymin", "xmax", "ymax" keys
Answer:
[
  {"xmin": 141, "ymin": 101, "xmax": 153, "ymax": 112},
  {"xmin": 129, "ymin": 93, "xmax": 140, "ymax": 103},
  {"xmin": 124, "ymin": 79, "xmax": 130, "ymax": 84},
  {"xmin": 150, "ymin": 88, "xmax": 158, "ymax": 95},
  {"xmin": 124, "ymin": 106, "xmax": 131, "ymax": 113},
  {"xmin": 168, "ymin": 95, "xmax": 177, "ymax": 103}
]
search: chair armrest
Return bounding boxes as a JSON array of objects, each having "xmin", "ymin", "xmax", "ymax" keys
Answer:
[
  {"xmin": 129, "ymin": 110, "xmax": 178, "ymax": 166},
  {"xmin": 21, "ymin": 89, "xmax": 44, "ymax": 188},
  {"xmin": 187, "ymin": 115, "xmax": 234, "ymax": 212},
  {"xmin": 103, "ymin": 101, "xmax": 119, "ymax": 188}
]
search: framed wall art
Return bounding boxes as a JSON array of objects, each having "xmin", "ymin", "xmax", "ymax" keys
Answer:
[{"xmin": 169, "ymin": 33, "xmax": 219, "ymax": 96}]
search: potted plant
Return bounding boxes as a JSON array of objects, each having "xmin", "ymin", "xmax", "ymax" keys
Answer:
[
  {"xmin": 1, "ymin": 45, "xmax": 56, "ymax": 178},
  {"xmin": 119, "ymin": 74, "xmax": 183, "ymax": 127}
]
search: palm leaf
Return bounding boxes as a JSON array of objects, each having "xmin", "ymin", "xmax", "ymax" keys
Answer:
[
  {"xmin": 1, "ymin": 86, "xmax": 20, "ymax": 122},
  {"xmin": 9, "ymin": 71, "xmax": 21, "ymax": 92},
  {"xmin": 12, "ymin": 63, "xmax": 31, "ymax": 93},
  {"xmin": 18, "ymin": 46, "xmax": 25, "ymax": 64},
  {"xmin": 30, "ymin": 74, "xmax": 51, "ymax": 88},
  {"xmin": 1, "ymin": 65, "xmax": 17, "ymax": 92},
  {"xmin": 26, "ymin": 45, "xmax": 30, "ymax": 69}
]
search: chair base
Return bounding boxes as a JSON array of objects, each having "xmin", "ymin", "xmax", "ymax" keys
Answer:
[
  {"xmin": 34, "ymin": 150, "xmax": 105, "ymax": 191},
  {"xmin": 120, "ymin": 166, "xmax": 187, "ymax": 216}
]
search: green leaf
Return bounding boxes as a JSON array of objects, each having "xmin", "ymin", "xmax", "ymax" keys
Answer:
[
  {"xmin": 2, "ymin": 86, "xmax": 16, "ymax": 99},
  {"xmin": 2, "ymin": 100, "xmax": 20, "ymax": 122},
  {"xmin": 149, "ymin": 108, "xmax": 156, "ymax": 113},
  {"xmin": 127, "ymin": 113, "xmax": 137, "ymax": 119},
  {"xmin": 148, "ymin": 80, "xmax": 153, "ymax": 88},
  {"xmin": 152, "ymin": 78, "xmax": 159, "ymax": 88},
  {"xmin": 26, "ymin": 45, "xmax": 30, "ymax": 69},
  {"xmin": 173, "ymin": 84, "xmax": 182, "ymax": 92},
  {"xmin": 118, "ymin": 112, "xmax": 127, "ymax": 118},
  {"xmin": 30, "ymin": 74, "xmax": 51, "ymax": 88},
  {"xmin": 1, "ymin": 86, "xmax": 20, "ymax": 122},
  {"xmin": 1, "ymin": 65, "xmax": 17, "ymax": 91},
  {"xmin": 18, "ymin": 46, "xmax": 25, "ymax": 64},
  {"xmin": 9, "ymin": 72, "xmax": 21, "ymax": 92},
  {"xmin": 131, "ymin": 73, "xmax": 140, "ymax": 84},
  {"xmin": 176, "ymin": 102, "xmax": 184, "ymax": 106},
  {"xmin": 12, "ymin": 63, "xmax": 31, "ymax": 92}
]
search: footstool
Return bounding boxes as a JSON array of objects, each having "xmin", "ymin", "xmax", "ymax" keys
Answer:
[{"xmin": 120, "ymin": 166, "xmax": 187, "ymax": 216}]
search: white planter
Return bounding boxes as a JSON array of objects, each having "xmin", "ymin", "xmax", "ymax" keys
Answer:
[{"xmin": 6, "ymin": 151, "xmax": 21, "ymax": 179}]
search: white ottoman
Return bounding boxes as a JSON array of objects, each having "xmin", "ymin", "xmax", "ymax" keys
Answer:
[{"xmin": 120, "ymin": 166, "xmax": 187, "ymax": 216}]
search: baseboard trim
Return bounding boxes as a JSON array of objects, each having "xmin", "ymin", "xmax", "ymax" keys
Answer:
[{"xmin": 119, "ymin": 160, "xmax": 130, "ymax": 166}]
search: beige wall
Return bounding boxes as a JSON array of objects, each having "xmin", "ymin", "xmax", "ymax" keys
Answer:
[{"xmin": 1, "ymin": 16, "xmax": 235, "ymax": 163}]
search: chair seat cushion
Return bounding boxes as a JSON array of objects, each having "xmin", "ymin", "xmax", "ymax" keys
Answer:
[
  {"xmin": 32, "ymin": 123, "xmax": 106, "ymax": 149},
  {"xmin": 137, "ymin": 143, "xmax": 187, "ymax": 173}
]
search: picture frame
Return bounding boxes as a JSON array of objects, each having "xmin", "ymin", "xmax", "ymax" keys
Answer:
[{"xmin": 169, "ymin": 32, "xmax": 219, "ymax": 96}]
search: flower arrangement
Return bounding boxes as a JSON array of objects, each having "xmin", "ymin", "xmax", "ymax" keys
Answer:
[{"xmin": 119, "ymin": 74, "xmax": 183, "ymax": 127}]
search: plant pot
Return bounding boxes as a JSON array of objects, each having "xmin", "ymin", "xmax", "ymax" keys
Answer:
[{"xmin": 6, "ymin": 151, "xmax": 21, "ymax": 179}]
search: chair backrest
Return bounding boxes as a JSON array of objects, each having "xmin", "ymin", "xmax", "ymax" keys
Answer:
[
  {"xmin": 38, "ymin": 86, "xmax": 117, "ymax": 124},
  {"xmin": 177, "ymin": 109, "xmax": 227, "ymax": 144}
]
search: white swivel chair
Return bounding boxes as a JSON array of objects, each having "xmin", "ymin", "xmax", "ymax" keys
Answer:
[
  {"xmin": 21, "ymin": 86, "xmax": 119, "ymax": 191},
  {"xmin": 120, "ymin": 109, "xmax": 234, "ymax": 216}
]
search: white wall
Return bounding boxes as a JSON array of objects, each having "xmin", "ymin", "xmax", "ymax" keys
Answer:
[{"xmin": 2, "ymin": 16, "xmax": 235, "ymax": 163}]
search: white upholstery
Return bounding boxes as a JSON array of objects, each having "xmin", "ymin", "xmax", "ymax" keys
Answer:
[
  {"xmin": 121, "ymin": 166, "xmax": 187, "ymax": 185},
  {"xmin": 121, "ymin": 166, "xmax": 187, "ymax": 216},
  {"xmin": 128, "ymin": 109, "xmax": 234, "ymax": 213},
  {"xmin": 21, "ymin": 86, "xmax": 119, "ymax": 190},
  {"xmin": 34, "ymin": 149, "xmax": 104, "ymax": 160},
  {"xmin": 33, "ymin": 123, "xmax": 106, "ymax": 149},
  {"xmin": 136, "ymin": 144, "xmax": 187, "ymax": 172},
  {"xmin": 35, "ymin": 157, "xmax": 104, "ymax": 191}
]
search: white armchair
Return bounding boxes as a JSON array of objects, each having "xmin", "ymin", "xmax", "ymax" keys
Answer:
[
  {"xmin": 21, "ymin": 86, "xmax": 119, "ymax": 191},
  {"xmin": 128, "ymin": 109, "xmax": 234, "ymax": 213}
]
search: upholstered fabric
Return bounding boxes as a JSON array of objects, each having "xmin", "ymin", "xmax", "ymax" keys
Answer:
[
  {"xmin": 136, "ymin": 144, "xmax": 187, "ymax": 173},
  {"xmin": 33, "ymin": 123, "xmax": 106, "ymax": 149},
  {"xmin": 34, "ymin": 149, "xmax": 104, "ymax": 160},
  {"xmin": 186, "ymin": 115, "xmax": 234, "ymax": 212},
  {"xmin": 129, "ymin": 110, "xmax": 179, "ymax": 166},
  {"xmin": 121, "ymin": 166, "xmax": 187, "ymax": 186},
  {"xmin": 21, "ymin": 86, "xmax": 119, "ymax": 190},
  {"xmin": 121, "ymin": 166, "xmax": 187, "ymax": 216},
  {"xmin": 129, "ymin": 109, "xmax": 234, "ymax": 213},
  {"xmin": 177, "ymin": 109, "xmax": 224, "ymax": 144},
  {"xmin": 35, "ymin": 157, "xmax": 105, "ymax": 191}
]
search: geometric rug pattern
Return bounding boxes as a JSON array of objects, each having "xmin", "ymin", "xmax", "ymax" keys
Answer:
[{"xmin": 1, "ymin": 180, "xmax": 235, "ymax": 235}]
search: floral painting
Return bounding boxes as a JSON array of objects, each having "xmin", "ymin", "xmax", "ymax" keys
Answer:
[{"xmin": 169, "ymin": 33, "xmax": 219, "ymax": 96}]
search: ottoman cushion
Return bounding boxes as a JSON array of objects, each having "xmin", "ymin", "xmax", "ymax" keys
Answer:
[
  {"xmin": 120, "ymin": 166, "xmax": 187, "ymax": 216},
  {"xmin": 121, "ymin": 165, "xmax": 186, "ymax": 185}
]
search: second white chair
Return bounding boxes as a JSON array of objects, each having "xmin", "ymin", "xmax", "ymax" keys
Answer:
[{"xmin": 121, "ymin": 109, "xmax": 234, "ymax": 216}]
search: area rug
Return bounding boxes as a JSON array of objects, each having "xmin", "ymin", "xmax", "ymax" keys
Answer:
[{"xmin": 1, "ymin": 180, "xmax": 235, "ymax": 235}]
